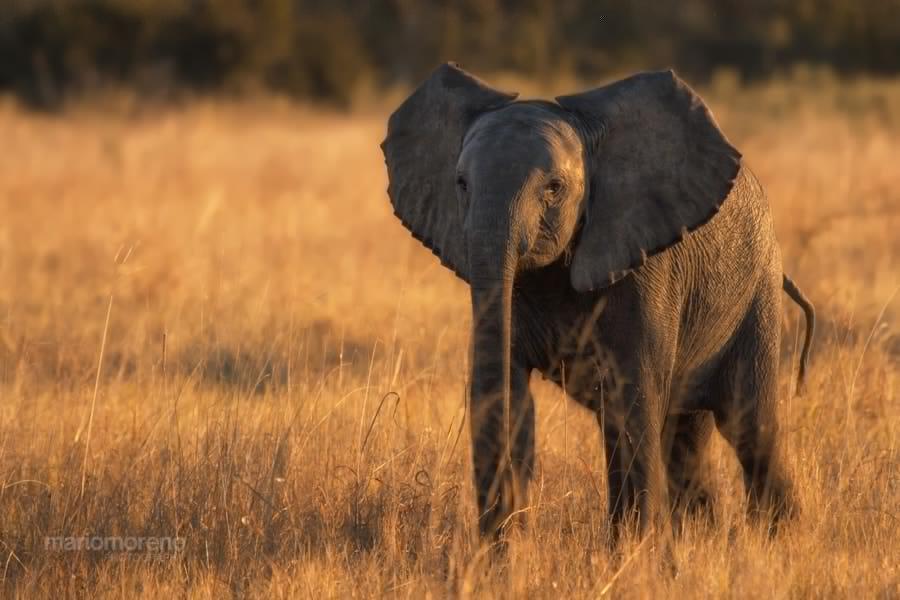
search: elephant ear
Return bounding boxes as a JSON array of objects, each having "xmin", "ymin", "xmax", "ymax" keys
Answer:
[
  {"xmin": 381, "ymin": 62, "xmax": 517, "ymax": 281},
  {"xmin": 556, "ymin": 70, "xmax": 741, "ymax": 291}
]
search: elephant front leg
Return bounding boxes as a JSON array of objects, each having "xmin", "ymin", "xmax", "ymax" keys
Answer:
[
  {"xmin": 470, "ymin": 365, "xmax": 535, "ymax": 539},
  {"xmin": 600, "ymin": 382, "xmax": 669, "ymax": 543}
]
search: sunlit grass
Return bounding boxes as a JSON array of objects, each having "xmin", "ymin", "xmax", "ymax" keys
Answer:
[{"xmin": 0, "ymin": 77, "xmax": 897, "ymax": 597}]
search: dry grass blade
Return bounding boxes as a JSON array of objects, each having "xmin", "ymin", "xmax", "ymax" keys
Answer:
[{"xmin": 80, "ymin": 294, "xmax": 113, "ymax": 498}]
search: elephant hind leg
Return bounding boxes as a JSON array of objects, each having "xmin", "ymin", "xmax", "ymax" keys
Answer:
[
  {"xmin": 663, "ymin": 410, "xmax": 717, "ymax": 530},
  {"xmin": 712, "ymin": 296, "xmax": 797, "ymax": 528}
]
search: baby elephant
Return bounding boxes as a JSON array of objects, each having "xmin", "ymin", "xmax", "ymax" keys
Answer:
[{"xmin": 381, "ymin": 63, "xmax": 815, "ymax": 541}]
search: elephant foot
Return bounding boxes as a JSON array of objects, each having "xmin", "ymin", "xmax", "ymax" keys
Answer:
[
  {"xmin": 604, "ymin": 524, "xmax": 680, "ymax": 580},
  {"xmin": 746, "ymin": 477, "xmax": 799, "ymax": 534},
  {"xmin": 671, "ymin": 486, "xmax": 718, "ymax": 534}
]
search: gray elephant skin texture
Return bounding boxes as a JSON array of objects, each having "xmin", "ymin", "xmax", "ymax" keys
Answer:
[{"xmin": 381, "ymin": 62, "xmax": 815, "ymax": 541}]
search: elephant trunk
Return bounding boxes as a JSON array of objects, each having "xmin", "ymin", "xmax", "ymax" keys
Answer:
[{"xmin": 468, "ymin": 234, "xmax": 519, "ymax": 530}]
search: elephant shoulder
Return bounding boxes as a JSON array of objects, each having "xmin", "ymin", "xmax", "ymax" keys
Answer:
[
  {"xmin": 688, "ymin": 163, "xmax": 773, "ymax": 247},
  {"xmin": 724, "ymin": 164, "xmax": 770, "ymax": 220}
]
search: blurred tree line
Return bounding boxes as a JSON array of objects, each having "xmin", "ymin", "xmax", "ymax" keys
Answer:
[{"xmin": 1, "ymin": 0, "xmax": 899, "ymax": 108}]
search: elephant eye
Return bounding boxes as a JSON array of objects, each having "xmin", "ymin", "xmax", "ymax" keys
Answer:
[
  {"xmin": 545, "ymin": 179, "xmax": 564, "ymax": 197},
  {"xmin": 456, "ymin": 176, "xmax": 468, "ymax": 192}
]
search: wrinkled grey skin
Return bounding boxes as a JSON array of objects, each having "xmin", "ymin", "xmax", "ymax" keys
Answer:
[{"xmin": 382, "ymin": 63, "xmax": 815, "ymax": 542}]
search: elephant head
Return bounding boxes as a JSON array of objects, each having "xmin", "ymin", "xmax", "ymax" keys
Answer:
[{"xmin": 381, "ymin": 63, "xmax": 740, "ymax": 529}]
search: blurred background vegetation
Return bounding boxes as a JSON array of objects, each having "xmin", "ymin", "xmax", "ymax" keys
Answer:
[{"xmin": 2, "ymin": 0, "xmax": 899, "ymax": 108}]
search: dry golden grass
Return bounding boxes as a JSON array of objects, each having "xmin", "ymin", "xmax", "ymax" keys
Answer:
[{"xmin": 0, "ymin": 75, "xmax": 898, "ymax": 598}]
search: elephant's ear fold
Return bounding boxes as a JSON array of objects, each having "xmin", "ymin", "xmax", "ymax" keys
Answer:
[
  {"xmin": 556, "ymin": 70, "xmax": 741, "ymax": 291},
  {"xmin": 381, "ymin": 63, "xmax": 517, "ymax": 281}
]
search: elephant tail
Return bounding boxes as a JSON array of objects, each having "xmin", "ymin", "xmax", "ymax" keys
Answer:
[{"xmin": 782, "ymin": 273, "xmax": 815, "ymax": 395}]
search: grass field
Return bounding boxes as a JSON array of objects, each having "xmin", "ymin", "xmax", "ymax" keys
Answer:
[{"xmin": 0, "ymin": 75, "xmax": 898, "ymax": 597}]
